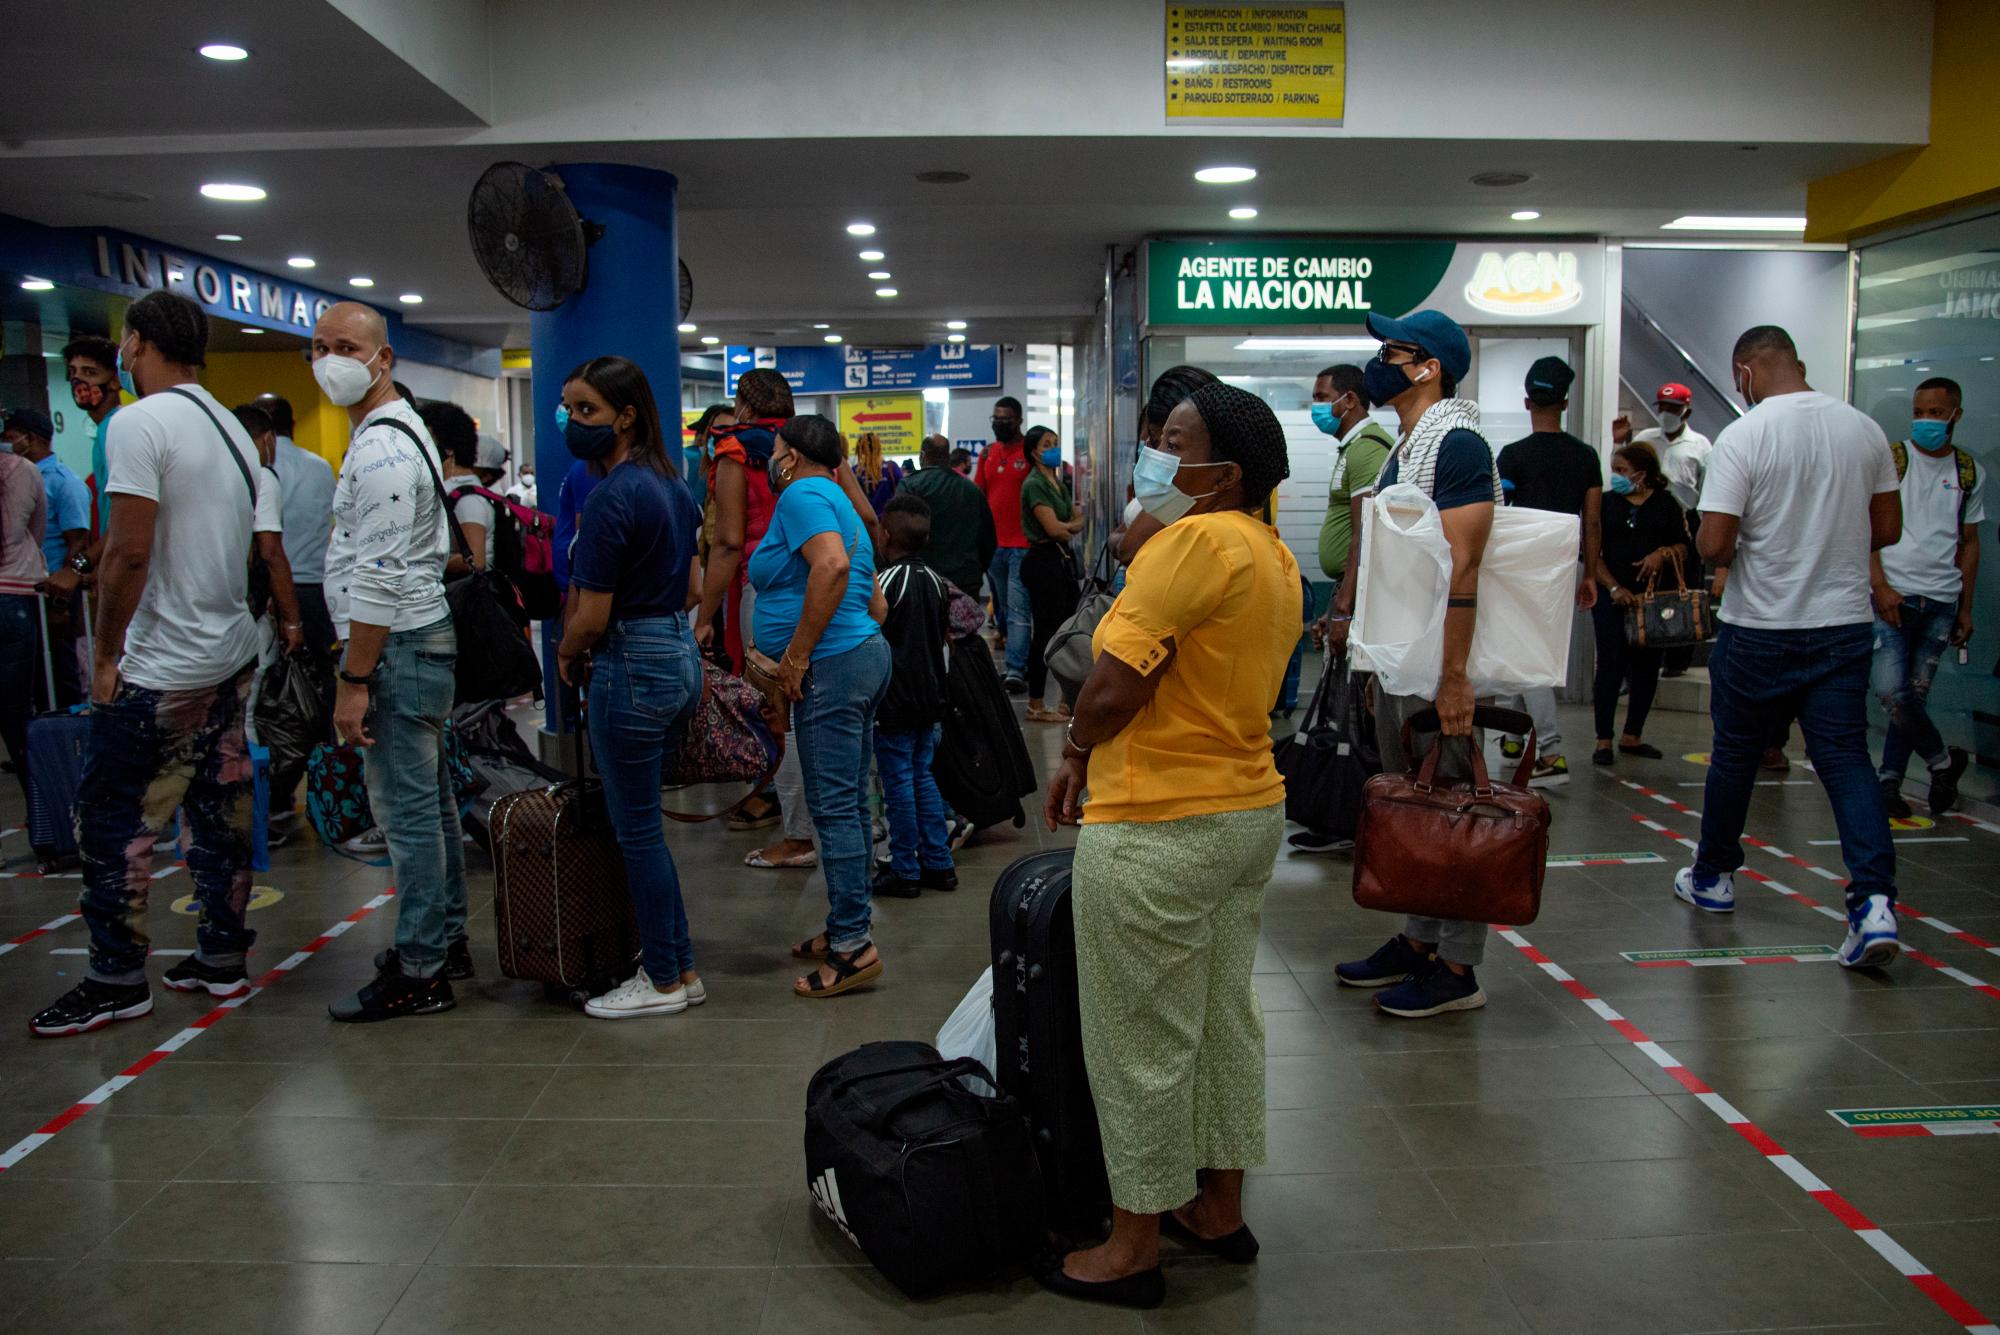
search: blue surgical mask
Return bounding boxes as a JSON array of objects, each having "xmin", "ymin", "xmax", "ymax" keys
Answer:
[
  {"xmin": 1039, "ymin": 446, "xmax": 1062, "ymax": 468},
  {"xmin": 1310, "ymin": 401, "xmax": 1341, "ymax": 435},
  {"xmin": 1133, "ymin": 444, "xmax": 1223, "ymax": 526},
  {"xmin": 1910, "ymin": 419, "xmax": 1951, "ymax": 449},
  {"xmin": 116, "ymin": 346, "xmax": 137, "ymax": 398},
  {"xmin": 1607, "ymin": 472, "xmax": 1635, "ymax": 496}
]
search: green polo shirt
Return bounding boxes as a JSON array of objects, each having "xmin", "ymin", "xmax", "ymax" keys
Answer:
[{"xmin": 1317, "ymin": 419, "xmax": 1394, "ymax": 579}]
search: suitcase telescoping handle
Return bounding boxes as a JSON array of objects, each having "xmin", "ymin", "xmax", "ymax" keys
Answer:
[
  {"xmin": 35, "ymin": 592, "xmax": 57, "ymax": 714},
  {"xmin": 1400, "ymin": 706, "xmax": 1536, "ymax": 795}
]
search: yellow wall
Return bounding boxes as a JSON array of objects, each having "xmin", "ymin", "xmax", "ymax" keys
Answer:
[
  {"xmin": 199, "ymin": 351, "xmax": 351, "ymax": 468},
  {"xmin": 1805, "ymin": 0, "xmax": 2000, "ymax": 243}
]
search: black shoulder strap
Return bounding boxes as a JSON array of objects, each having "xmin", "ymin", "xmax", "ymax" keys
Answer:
[
  {"xmin": 163, "ymin": 387, "xmax": 256, "ymax": 511},
  {"xmin": 370, "ymin": 414, "xmax": 473, "ymax": 564}
]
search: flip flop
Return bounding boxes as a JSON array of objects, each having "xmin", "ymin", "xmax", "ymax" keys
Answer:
[
  {"xmin": 795, "ymin": 945, "xmax": 883, "ymax": 998},
  {"xmin": 745, "ymin": 849, "xmax": 817, "ymax": 869}
]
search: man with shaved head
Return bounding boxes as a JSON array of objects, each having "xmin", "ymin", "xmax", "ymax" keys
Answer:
[{"xmin": 311, "ymin": 301, "xmax": 467, "ymax": 1023}]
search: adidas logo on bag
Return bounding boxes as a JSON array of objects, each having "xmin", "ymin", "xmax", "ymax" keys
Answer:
[{"xmin": 811, "ymin": 1167, "xmax": 859, "ymax": 1245}]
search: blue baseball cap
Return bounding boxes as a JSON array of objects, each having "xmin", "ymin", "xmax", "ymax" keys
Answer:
[{"xmin": 1366, "ymin": 310, "xmax": 1471, "ymax": 382}]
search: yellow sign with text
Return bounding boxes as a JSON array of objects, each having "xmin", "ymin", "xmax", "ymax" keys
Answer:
[
  {"xmin": 838, "ymin": 393, "xmax": 924, "ymax": 458},
  {"xmin": 1165, "ymin": 4, "xmax": 1346, "ymax": 123}
]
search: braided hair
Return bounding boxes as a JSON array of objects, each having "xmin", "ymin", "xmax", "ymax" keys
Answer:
[
  {"xmin": 1142, "ymin": 364, "xmax": 1219, "ymax": 433},
  {"xmin": 1186, "ymin": 382, "xmax": 1291, "ymax": 509},
  {"xmin": 124, "ymin": 290, "xmax": 209, "ymax": 367}
]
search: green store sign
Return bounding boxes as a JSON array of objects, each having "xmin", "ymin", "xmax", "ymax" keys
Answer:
[{"xmin": 1147, "ymin": 238, "xmax": 1456, "ymax": 326}]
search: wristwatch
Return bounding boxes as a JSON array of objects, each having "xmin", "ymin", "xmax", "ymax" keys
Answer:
[
  {"xmin": 68, "ymin": 552, "xmax": 94, "ymax": 576},
  {"xmin": 337, "ymin": 667, "xmax": 378, "ymax": 687}
]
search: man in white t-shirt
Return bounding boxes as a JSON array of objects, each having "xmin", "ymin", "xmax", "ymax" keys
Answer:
[
  {"xmin": 1871, "ymin": 376, "xmax": 1983, "ymax": 818},
  {"xmin": 312, "ymin": 301, "xmax": 465, "ymax": 1025},
  {"xmin": 31, "ymin": 292, "xmax": 285, "ymax": 1038},
  {"xmin": 1675, "ymin": 325, "xmax": 1904, "ymax": 971}
]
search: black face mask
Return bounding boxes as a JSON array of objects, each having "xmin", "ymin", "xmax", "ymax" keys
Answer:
[{"xmin": 992, "ymin": 418, "xmax": 1021, "ymax": 442}]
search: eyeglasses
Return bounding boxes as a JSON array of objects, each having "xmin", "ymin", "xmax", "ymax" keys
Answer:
[{"xmin": 1380, "ymin": 342, "xmax": 1425, "ymax": 365}]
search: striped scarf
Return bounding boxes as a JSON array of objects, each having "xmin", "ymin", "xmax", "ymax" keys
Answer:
[{"xmin": 1386, "ymin": 398, "xmax": 1502, "ymax": 503}]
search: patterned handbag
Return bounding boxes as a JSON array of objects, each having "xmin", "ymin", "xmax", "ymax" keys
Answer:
[
  {"xmin": 1624, "ymin": 551, "xmax": 1712, "ymax": 650},
  {"xmin": 305, "ymin": 724, "xmax": 484, "ymax": 855},
  {"xmin": 661, "ymin": 662, "xmax": 784, "ymax": 823}
]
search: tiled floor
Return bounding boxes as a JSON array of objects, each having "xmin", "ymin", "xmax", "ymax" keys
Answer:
[{"xmin": 1, "ymin": 680, "xmax": 1996, "ymax": 1334}]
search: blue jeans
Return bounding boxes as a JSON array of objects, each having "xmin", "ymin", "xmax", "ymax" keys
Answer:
[
  {"xmin": 79, "ymin": 662, "xmax": 258, "ymax": 985},
  {"xmin": 989, "ymin": 546, "xmax": 1031, "ymax": 677},
  {"xmin": 874, "ymin": 724, "xmax": 951, "ymax": 879},
  {"xmin": 1696, "ymin": 622, "xmax": 1895, "ymax": 912},
  {"xmin": 795, "ymin": 635, "xmax": 892, "ymax": 951},
  {"xmin": 587, "ymin": 614, "xmax": 702, "ymax": 984},
  {"xmin": 364, "ymin": 615, "xmax": 467, "ymax": 978},
  {"xmin": 1872, "ymin": 594, "xmax": 1956, "ymax": 782}
]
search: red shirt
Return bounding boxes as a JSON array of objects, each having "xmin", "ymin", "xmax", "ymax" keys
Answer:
[{"xmin": 976, "ymin": 438, "xmax": 1032, "ymax": 548}]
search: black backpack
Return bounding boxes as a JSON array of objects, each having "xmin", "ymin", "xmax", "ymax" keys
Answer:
[
  {"xmin": 930, "ymin": 638, "xmax": 1037, "ymax": 829},
  {"xmin": 803, "ymin": 1041, "xmax": 1045, "ymax": 1297},
  {"xmin": 874, "ymin": 559, "xmax": 951, "ymax": 733}
]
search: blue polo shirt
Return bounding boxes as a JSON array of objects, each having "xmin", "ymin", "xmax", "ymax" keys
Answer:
[{"xmin": 35, "ymin": 453, "xmax": 90, "ymax": 572}]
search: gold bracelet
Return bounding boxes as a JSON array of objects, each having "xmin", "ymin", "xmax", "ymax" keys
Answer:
[{"xmin": 784, "ymin": 652, "xmax": 811, "ymax": 671}]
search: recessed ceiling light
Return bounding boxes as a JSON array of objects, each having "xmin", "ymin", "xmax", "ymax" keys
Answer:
[
  {"xmin": 1195, "ymin": 165, "xmax": 1257, "ymax": 184},
  {"xmin": 1511, "ymin": 209, "xmax": 1541, "ymax": 221},
  {"xmin": 286, "ymin": 256, "xmax": 315, "ymax": 269},
  {"xmin": 700, "ymin": 335, "xmax": 720, "ymax": 345},
  {"xmin": 199, "ymin": 43, "xmax": 249, "ymax": 61},
  {"xmin": 19, "ymin": 278, "xmax": 54, "ymax": 291},
  {"xmin": 867, "ymin": 270, "xmax": 892, "ymax": 280},
  {"xmin": 348, "ymin": 276, "xmax": 374, "ymax": 288},
  {"xmin": 677, "ymin": 322, "xmax": 697, "ymax": 333},
  {"xmin": 1661, "ymin": 215, "xmax": 1807, "ymax": 231},
  {"xmin": 947, "ymin": 333, "xmax": 967, "ymax": 343},
  {"xmin": 946, "ymin": 320, "xmax": 967, "ymax": 331},
  {"xmin": 1234, "ymin": 336, "xmax": 1380, "ymax": 352},
  {"xmin": 813, "ymin": 323, "xmax": 830, "ymax": 329},
  {"xmin": 823, "ymin": 333, "xmax": 843, "ymax": 344},
  {"xmin": 398, "ymin": 293, "xmax": 423, "ymax": 304},
  {"xmin": 875, "ymin": 287, "xmax": 898, "ymax": 298},
  {"xmin": 240, "ymin": 327, "xmax": 264, "ymax": 335},
  {"xmin": 858, "ymin": 249, "xmax": 885, "ymax": 262},
  {"xmin": 846, "ymin": 222, "xmax": 877, "ymax": 236},
  {"xmin": 1229, "ymin": 206, "xmax": 1259, "ymax": 220},
  {"xmin": 201, "ymin": 182, "xmax": 266, "ymax": 202},
  {"xmin": 214, "ymin": 233, "xmax": 243, "ymax": 242}
]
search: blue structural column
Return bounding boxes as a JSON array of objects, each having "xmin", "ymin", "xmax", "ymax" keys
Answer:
[{"xmin": 528, "ymin": 162, "xmax": 681, "ymax": 731}]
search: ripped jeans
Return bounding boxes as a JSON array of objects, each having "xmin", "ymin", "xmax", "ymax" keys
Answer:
[
  {"xmin": 79, "ymin": 664, "xmax": 258, "ymax": 986},
  {"xmin": 1872, "ymin": 594, "xmax": 1957, "ymax": 783}
]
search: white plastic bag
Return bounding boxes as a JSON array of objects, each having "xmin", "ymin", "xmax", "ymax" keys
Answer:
[
  {"xmin": 935, "ymin": 966, "xmax": 997, "ymax": 1094},
  {"xmin": 1350, "ymin": 484, "xmax": 1451, "ymax": 697},
  {"xmin": 1468, "ymin": 507, "xmax": 1580, "ymax": 695}
]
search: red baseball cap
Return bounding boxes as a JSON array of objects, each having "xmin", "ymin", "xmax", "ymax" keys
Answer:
[{"xmin": 1656, "ymin": 382, "xmax": 1693, "ymax": 407}]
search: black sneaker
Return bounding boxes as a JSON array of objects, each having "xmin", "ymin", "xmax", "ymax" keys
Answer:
[
  {"xmin": 1335, "ymin": 934, "xmax": 1431, "ymax": 988},
  {"xmin": 946, "ymin": 816, "xmax": 974, "ymax": 851},
  {"xmin": 1929, "ymin": 747, "xmax": 1970, "ymax": 815},
  {"xmin": 328, "ymin": 966, "xmax": 455, "ymax": 1023},
  {"xmin": 30, "ymin": 979, "xmax": 153, "ymax": 1037},
  {"xmin": 870, "ymin": 867, "xmax": 922, "ymax": 899},
  {"xmin": 1375, "ymin": 959, "xmax": 1487, "ymax": 1019},
  {"xmin": 1880, "ymin": 778, "xmax": 1911, "ymax": 821},
  {"xmin": 373, "ymin": 940, "xmax": 476, "ymax": 983},
  {"xmin": 919, "ymin": 865, "xmax": 959, "ymax": 892},
  {"xmin": 162, "ymin": 955, "xmax": 251, "ymax": 998},
  {"xmin": 1004, "ymin": 675, "xmax": 1028, "ymax": 696}
]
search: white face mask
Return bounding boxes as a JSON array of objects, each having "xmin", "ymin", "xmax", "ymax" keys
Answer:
[
  {"xmin": 1657, "ymin": 406, "xmax": 1685, "ymax": 435},
  {"xmin": 313, "ymin": 350, "xmax": 383, "ymax": 407}
]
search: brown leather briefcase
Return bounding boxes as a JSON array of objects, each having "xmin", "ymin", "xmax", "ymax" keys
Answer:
[{"xmin": 1352, "ymin": 706, "xmax": 1550, "ymax": 927}]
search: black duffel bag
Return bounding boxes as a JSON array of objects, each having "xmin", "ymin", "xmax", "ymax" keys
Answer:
[
  {"xmin": 1274, "ymin": 652, "xmax": 1378, "ymax": 841},
  {"xmin": 804, "ymin": 1040, "xmax": 1045, "ymax": 1297}
]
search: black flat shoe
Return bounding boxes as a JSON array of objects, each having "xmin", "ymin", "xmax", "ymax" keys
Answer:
[
  {"xmin": 1036, "ymin": 1262, "xmax": 1165, "ymax": 1310},
  {"xmin": 1160, "ymin": 1210, "xmax": 1260, "ymax": 1263},
  {"xmin": 1592, "ymin": 747, "xmax": 1615, "ymax": 766},
  {"xmin": 1619, "ymin": 742, "xmax": 1663, "ymax": 759}
]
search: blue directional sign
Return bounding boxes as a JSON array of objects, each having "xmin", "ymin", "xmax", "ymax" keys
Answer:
[{"xmin": 724, "ymin": 343, "xmax": 1000, "ymax": 396}]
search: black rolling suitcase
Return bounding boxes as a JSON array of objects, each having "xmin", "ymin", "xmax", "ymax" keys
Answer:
[
  {"xmin": 933, "ymin": 638, "xmax": 1036, "ymax": 830},
  {"xmin": 988, "ymin": 849, "xmax": 1112, "ymax": 1245},
  {"xmin": 25, "ymin": 593, "xmax": 88, "ymax": 872}
]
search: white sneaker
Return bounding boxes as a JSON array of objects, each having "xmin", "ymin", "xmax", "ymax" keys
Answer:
[
  {"xmin": 339, "ymin": 825, "xmax": 389, "ymax": 856},
  {"xmin": 683, "ymin": 977, "xmax": 707, "ymax": 1007},
  {"xmin": 1837, "ymin": 894, "xmax": 1901, "ymax": 970},
  {"xmin": 583, "ymin": 969, "xmax": 689, "ymax": 1019},
  {"xmin": 1674, "ymin": 866, "xmax": 1736, "ymax": 914}
]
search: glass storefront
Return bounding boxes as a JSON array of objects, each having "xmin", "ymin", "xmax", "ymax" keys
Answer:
[{"xmin": 1853, "ymin": 209, "xmax": 2000, "ymax": 802}]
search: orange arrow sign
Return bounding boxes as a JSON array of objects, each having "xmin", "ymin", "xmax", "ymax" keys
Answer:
[{"xmin": 853, "ymin": 411, "xmax": 915, "ymax": 424}]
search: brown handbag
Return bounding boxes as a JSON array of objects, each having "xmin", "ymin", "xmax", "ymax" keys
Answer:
[{"xmin": 1351, "ymin": 706, "xmax": 1551, "ymax": 927}]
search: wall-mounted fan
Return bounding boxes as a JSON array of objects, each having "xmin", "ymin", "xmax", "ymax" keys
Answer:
[{"xmin": 468, "ymin": 161, "xmax": 694, "ymax": 322}]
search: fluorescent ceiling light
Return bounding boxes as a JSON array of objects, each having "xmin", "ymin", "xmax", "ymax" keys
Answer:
[
  {"xmin": 214, "ymin": 233, "xmax": 243, "ymax": 242},
  {"xmin": 398, "ymin": 293, "xmax": 423, "ymax": 304},
  {"xmin": 1229, "ymin": 206, "xmax": 1259, "ymax": 220},
  {"xmin": 858, "ymin": 249, "xmax": 885, "ymax": 262},
  {"xmin": 349, "ymin": 276, "xmax": 375, "ymax": 288},
  {"xmin": 923, "ymin": 387, "xmax": 950, "ymax": 404},
  {"xmin": 947, "ymin": 333, "xmax": 967, "ymax": 343},
  {"xmin": 700, "ymin": 336, "xmax": 720, "ymax": 345},
  {"xmin": 199, "ymin": 43, "xmax": 249, "ymax": 61},
  {"xmin": 823, "ymin": 333, "xmax": 843, "ymax": 343},
  {"xmin": 201, "ymin": 182, "xmax": 266, "ymax": 202},
  {"xmin": 875, "ymin": 287, "xmax": 898, "ymax": 298},
  {"xmin": 945, "ymin": 320, "xmax": 967, "ymax": 331},
  {"xmin": 867, "ymin": 270, "xmax": 891, "ymax": 280},
  {"xmin": 1233, "ymin": 336, "xmax": 1379, "ymax": 352},
  {"xmin": 1195, "ymin": 165, "xmax": 1257, "ymax": 184},
  {"xmin": 813, "ymin": 323, "xmax": 830, "ymax": 329},
  {"xmin": 677, "ymin": 322, "xmax": 697, "ymax": 333},
  {"xmin": 240, "ymin": 327, "xmax": 264, "ymax": 335},
  {"xmin": 20, "ymin": 278, "xmax": 55, "ymax": 291},
  {"xmin": 846, "ymin": 222, "xmax": 877, "ymax": 236},
  {"xmin": 286, "ymin": 256, "xmax": 315, "ymax": 269},
  {"xmin": 1511, "ymin": 210, "xmax": 1541, "ymax": 221},
  {"xmin": 1660, "ymin": 215, "xmax": 1807, "ymax": 231}
]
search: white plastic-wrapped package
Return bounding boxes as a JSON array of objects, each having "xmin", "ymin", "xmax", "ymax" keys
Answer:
[
  {"xmin": 934, "ymin": 966, "xmax": 997, "ymax": 1093},
  {"xmin": 1350, "ymin": 484, "xmax": 1452, "ymax": 697},
  {"xmin": 1467, "ymin": 506, "xmax": 1580, "ymax": 695}
]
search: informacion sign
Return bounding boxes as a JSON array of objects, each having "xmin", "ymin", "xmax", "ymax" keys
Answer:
[
  {"xmin": 838, "ymin": 393, "xmax": 925, "ymax": 457},
  {"xmin": 1828, "ymin": 1105, "xmax": 2000, "ymax": 1132},
  {"xmin": 1620, "ymin": 944, "xmax": 1838, "ymax": 966},
  {"xmin": 1547, "ymin": 851, "xmax": 1666, "ymax": 867},
  {"xmin": 1165, "ymin": 4, "xmax": 1346, "ymax": 124},
  {"xmin": 725, "ymin": 343, "xmax": 999, "ymax": 396}
]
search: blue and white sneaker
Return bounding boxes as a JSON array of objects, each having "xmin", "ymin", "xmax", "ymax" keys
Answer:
[
  {"xmin": 1375, "ymin": 960, "xmax": 1486, "ymax": 1019},
  {"xmin": 1335, "ymin": 934, "xmax": 1430, "ymax": 987},
  {"xmin": 1674, "ymin": 866, "xmax": 1736, "ymax": 914},
  {"xmin": 1837, "ymin": 894, "xmax": 1900, "ymax": 969}
]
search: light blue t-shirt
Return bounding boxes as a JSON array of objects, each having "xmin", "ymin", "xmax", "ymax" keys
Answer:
[
  {"xmin": 271, "ymin": 436, "xmax": 336, "ymax": 582},
  {"xmin": 747, "ymin": 476, "xmax": 877, "ymax": 662},
  {"xmin": 34, "ymin": 454, "xmax": 90, "ymax": 572},
  {"xmin": 92, "ymin": 407, "xmax": 119, "ymax": 530}
]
